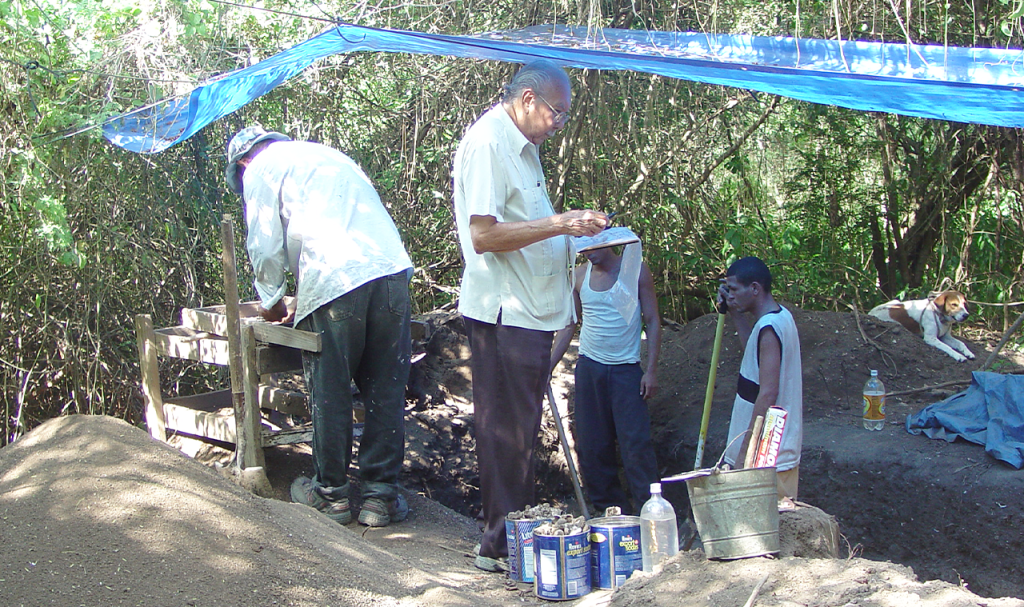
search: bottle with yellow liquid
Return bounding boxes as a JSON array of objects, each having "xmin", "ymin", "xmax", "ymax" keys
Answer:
[{"xmin": 862, "ymin": 370, "xmax": 886, "ymax": 431}]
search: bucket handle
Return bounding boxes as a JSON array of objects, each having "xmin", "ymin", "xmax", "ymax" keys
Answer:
[
  {"xmin": 713, "ymin": 430, "xmax": 751, "ymax": 471},
  {"xmin": 661, "ymin": 429, "xmax": 759, "ymax": 484}
]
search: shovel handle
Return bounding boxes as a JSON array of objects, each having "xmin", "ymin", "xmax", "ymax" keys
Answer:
[
  {"xmin": 546, "ymin": 384, "xmax": 590, "ymax": 520},
  {"xmin": 743, "ymin": 415, "xmax": 765, "ymax": 469},
  {"xmin": 694, "ymin": 311, "xmax": 727, "ymax": 470}
]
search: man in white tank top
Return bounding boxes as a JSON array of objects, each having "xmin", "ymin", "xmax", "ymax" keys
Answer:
[
  {"xmin": 717, "ymin": 257, "xmax": 803, "ymax": 508},
  {"xmin": 551, "ymin": 232, "xmax": 661, "ymax": 514}
]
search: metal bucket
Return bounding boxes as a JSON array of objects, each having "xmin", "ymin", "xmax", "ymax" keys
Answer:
[
  {"xmin": 505, "ymin": 517, "xmax": 551, "ymax": 583},
  {"xmin": 685, "ymin": 467, "xmax": 779, "ymax": 560},
  {"xmin": 534, "ymin": 528, "xmax": 591, "ymax": 601},
  {"xmin": 588, "ymin": 515, "xmax": 642, "ymax": 589}
]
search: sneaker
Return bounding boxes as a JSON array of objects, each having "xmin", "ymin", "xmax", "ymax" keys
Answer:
[
  {"xmin": 290, "ymin": 476, "xmax": 352, "ymax": 525},
  {"xmin": 358, "ymin": 493, "xmax": 410, "ymax": 527},
  {"xmin": 473, "ymin": 544, "xmax": 509, "ymax": 573}
]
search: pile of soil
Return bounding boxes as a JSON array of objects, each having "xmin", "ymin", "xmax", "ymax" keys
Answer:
[
  {"xmin": 3, "ymin": 305, "xmax": 1024, "ymax": 606},
  {"xmin": 646, "ymin": 308, "xmax": 1024, "ymax": 599},
  {"xmin": 399, "ymin": 306, "xmax": 1024, "ymax": 598}
]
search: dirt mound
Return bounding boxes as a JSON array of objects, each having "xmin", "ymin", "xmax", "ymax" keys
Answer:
[
  {"xmin": 4, "ymin": 415, "xmax": 1022, "ymax": 607},
  {"xmin": 4, "ymin": 305, "xmax": 1024, "ymax": 606},
  {"xmin": 0, "ymin": 415, "xmax": 500, "ymax": 607},
  {"xmin": 609, "ymin": 550, "xmax": 1024, "ymax": 607}
]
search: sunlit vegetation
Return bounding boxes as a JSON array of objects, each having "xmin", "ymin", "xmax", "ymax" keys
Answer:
[{"xmin": 3, "ymin": 0, "xmax": 1024, "ymax": 443}]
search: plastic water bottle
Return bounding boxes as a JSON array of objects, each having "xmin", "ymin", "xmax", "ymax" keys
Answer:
[
  {"xmin": 640, "ymin": 482, "xmax": 678, "ymax": 572},
  {"xmin": 862, "ymin": 370, "xmax": 886, "ymax": 431}
]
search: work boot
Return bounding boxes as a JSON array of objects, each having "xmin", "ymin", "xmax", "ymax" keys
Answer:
[
  {"xmin": 358, "ymin": 493, "xmax": 409, "ymax": 527},
  {"xmin": 290, "ymin": 476, "xmax": 352, "ymax": 525}
]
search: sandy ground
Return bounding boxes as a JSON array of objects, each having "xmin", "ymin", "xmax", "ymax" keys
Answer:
[
  {"xmin": 3, "ymin": 415, "xmax": 1021, "ymax": 607},
  {"xmin": 3, "ymin": 306, "xmax": 1024, "ymax": 606}
]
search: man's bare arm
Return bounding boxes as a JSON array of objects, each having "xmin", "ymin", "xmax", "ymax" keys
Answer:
[
  {"xmin": 735, "ymin": 327, "xmax": 782, "ymax": 466},
  {"xmin": 638, "ymin": 262, "xmax": 661, "ymax": 399},
  {"xmin": 550, "ymin": 266, "xmax": 586, "ymax": 374},
  {"xmin": 469, "ymin": 211, "xmax": 607, "ymax": 254}
]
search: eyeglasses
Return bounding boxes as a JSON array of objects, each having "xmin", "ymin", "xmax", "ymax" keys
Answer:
[{"xmin": 534, "ymin": 92, "xmax": 571, "ymax": 124}]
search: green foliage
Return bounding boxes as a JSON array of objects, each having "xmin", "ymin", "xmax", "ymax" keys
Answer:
[
  {"xmin": 31, "ymin": 195, "xmax": 83, "ymax": 267},
  {"xmin": 5, "ymin": 0, "xmax": 1024, "ymax": 445}
]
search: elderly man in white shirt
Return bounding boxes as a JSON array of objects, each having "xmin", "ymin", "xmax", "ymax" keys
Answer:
[
  {"xmin": 452, "ymin": 60, "xmax": 608, "ymax": 572},
  {"xmin": 226, "ymin": 127, "xmax": 413, "ymax": 528}
]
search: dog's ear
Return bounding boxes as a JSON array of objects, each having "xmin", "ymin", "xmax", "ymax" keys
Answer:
[
  {"xmin": 946, "ymin": 291, "xmax": 966, "ymax": 312},
  {"xmin": 931, "ymin": 291, "xmax": 948, "ymax": 307}
]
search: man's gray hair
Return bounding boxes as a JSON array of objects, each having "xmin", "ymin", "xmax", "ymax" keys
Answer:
[{"xmin": 501, "ymin": 60, "xmax": 569, "ymax": 102}]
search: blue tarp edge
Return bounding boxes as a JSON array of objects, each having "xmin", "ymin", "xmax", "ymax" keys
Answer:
[{"xmin": 102, "ymin": 24, "xmax": 1024, "ymax": 154}]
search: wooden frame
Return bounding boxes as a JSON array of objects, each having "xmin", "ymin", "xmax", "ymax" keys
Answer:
[
  {"xmin": 133, "ymin": 217, "xmax": 318, "ymax": 468},
  {"xmin": 133, "ymin": 312, "xmax": 315, "ymax": 461}
]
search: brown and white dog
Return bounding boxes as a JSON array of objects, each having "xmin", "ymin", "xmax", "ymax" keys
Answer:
[{"xmin": 868, "ymin": 290, "xmax": 974, "ymax": 362}]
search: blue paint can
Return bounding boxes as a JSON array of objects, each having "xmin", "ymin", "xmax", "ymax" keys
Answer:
[
  {"xmin": 588, "ymin": 515, "xmax": 642, "ymax": 589},
  {"xmin": 505, "ymin": 517, "xmax": 551, "ymax": 583},
  {"xmin": 534, "ymin": 527, "xmax": 591, "ymax": 601}
]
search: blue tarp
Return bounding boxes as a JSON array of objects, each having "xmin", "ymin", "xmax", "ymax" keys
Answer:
[
  {"xmin": 103, "ymin": 23, "xmax": 1024, "ymax": 154},
  {"xmin": 906, "ymin": 371, "xmax": 1024, "ymax": 469}
]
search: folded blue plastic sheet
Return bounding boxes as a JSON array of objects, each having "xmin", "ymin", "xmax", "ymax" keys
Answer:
[
  {"xmin": 906, "ymin": 371, "xmax": 1024, "ymax": 469},
  {"xmin": 102, "ymin": 23, "xmax": 1024, "ymax": 154}
]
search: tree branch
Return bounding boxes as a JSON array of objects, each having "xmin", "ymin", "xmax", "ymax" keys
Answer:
[{"xmin": 686, "ymin": 95, "xmax": 779, "ymax": 200}]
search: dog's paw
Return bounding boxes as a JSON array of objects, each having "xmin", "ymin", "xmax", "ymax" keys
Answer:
[
  {"xmin": 964, "ymin": 351, "xmax": 976, "ymax": 360},
  {"xmin": 952, "ymin": 353, "xmax": 968, "ymax": 362}
]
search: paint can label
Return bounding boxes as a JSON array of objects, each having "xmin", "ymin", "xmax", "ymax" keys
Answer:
[
  {"xmin": 754, "ymin": 406, "xmax": 788, "ymax": 468},
  {"xmin": 534, "ymin": 531, "xmax": 591, "ymax": 601},
  {"xmin": 505, "ymin": 518, "xmax": 550, "ymax": 583},
  {"xmin": 588, "ymin": 515, "xmax": 642, "ymax": 589}
]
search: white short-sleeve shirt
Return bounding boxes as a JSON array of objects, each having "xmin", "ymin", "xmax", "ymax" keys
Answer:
[
  {"xmin": 242, "ymin": 141, "xmax": 413, "ymax": 326},
  {"xmin": 452, "ymin": 105, "xmax": 573, "ymax": 331}
]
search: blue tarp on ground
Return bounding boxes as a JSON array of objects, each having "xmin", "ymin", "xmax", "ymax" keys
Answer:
[
  {"xmin": 103, "ymin": 23, "xmax": 1024, "ymax": 154},
  {"xmin": 906, "ymin": 371, "xmax": 1024, "ymax": 469}
]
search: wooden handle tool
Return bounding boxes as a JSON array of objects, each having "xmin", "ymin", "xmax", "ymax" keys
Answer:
[{"xmin": 743, "ymin": 415, "xmax": 765, "ymax": 468}]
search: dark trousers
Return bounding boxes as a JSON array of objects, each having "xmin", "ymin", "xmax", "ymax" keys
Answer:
[
  {"xmin": 574, "ymin": 355, "xmax": 659, "ymax": 514},
  {"xmin": 464, "ymin": 316, "xmax": 553, "ymax": 559},
  {"xmin": 297, "ymin": 271, "xmax": 411, "ymax": 502}
]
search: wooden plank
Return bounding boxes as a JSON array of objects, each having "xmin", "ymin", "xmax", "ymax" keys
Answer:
[
  {"xmin": 220, "ymin": 215, "xmax": 257, "ymax": 470},
  {"xmin": 255, "ymin": 344, "xmax": 303, "ymax": 375},
  {"xmin": 134, "ymin": 314, "xmax": 167, "ymax": 441},
  {"xmin": 248, "ymin": 321, "xmax": 321, "ymax": 352},
  {"xmin": 258, "ymin": 385, "xmax": 308, "ymax": 416},
  {"xmin": 181, "ymin": 297, "xmax": 296, "ymax": 336},
  {"xmin": 150, "ymin": 327, "xmax": 231, "ymax": 366},
  {"xmin": 220, "ymin": 214, "xmax": 246, "ymax": 402},
  {"xmin": 262, "ymin": 426, "xmax": 314, "ymax": 447},
  {"xmin": 181, "ymin": 302, "xmax": 263, "ymax": 335},
  {"xmin": 165, "ymin": 389, "xmax": 233, "ymax": 412},
  {"xmin": 239, "ymin": 325, "xmax": 267, "ymax": 468},
  {"xmin": 163, "ymin": 401, "xmax": 237, "ymax": 444}
]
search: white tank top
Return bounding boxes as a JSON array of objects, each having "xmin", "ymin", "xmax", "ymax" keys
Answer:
[
  {"xmin": 723, "ymin": 305, "xmax": 803, "ymax": 471},
  {"xmin": 577, "ymin": 255, "xmax": 643, "ymax": 365}
]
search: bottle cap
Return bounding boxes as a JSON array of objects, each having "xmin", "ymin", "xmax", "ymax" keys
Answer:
[
  {"xmin": 870, "ymin": 370, "xmax": 878, "ymax": 376},
  {"xmin": 650, "ymin": 482, "xmax": 661, "ymax": 494}
]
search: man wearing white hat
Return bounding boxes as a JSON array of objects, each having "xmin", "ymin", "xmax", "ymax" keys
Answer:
[{"xmin": 226, "ymin": 126, "xmax": 413, "ymax": 527}]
